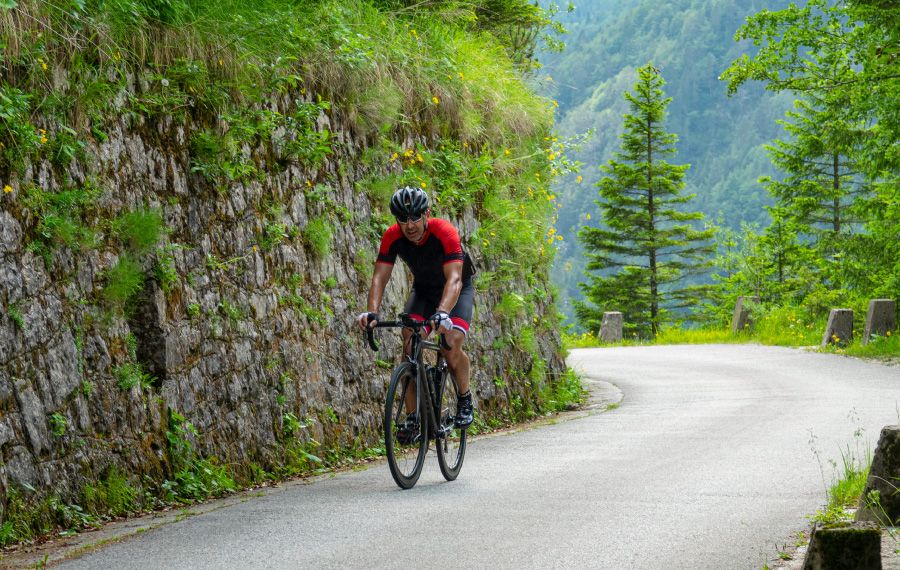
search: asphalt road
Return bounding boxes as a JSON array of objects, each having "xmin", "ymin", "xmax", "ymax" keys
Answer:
[{"xmin": 53, "ymin": 345, "xmax": 900, "ymax": 569}]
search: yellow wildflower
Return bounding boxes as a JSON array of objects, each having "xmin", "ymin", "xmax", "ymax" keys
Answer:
[
  {"xmin": 3, "ymin": 184, "xmax": 13, "ymax": 194},
  {"xmin": 38, "ymin": 58, "xmax": 47, "ymax": 71},
  {"xmin": 504, "ymin": 149, "xmax": 511, "ymax": 156},
  {"xmin": 887, "ymin": 330, "xmax": 892, "ymax": 337},
  {"xmin": 556, "ymin": 235, "xmax": 563, "ymax": 241},
  {"xmin": 416, "ymin": 153, "xmax": 423, "ymax": 163},
  {"xmin": 390, "ymin": 152, "xmax": 399, "ymax": 161},
  {"xmin": 585, "ymin": 213, "xmax": 591, "ymax": 220},
  {"xmin": 458, "ymin": 72, "xmax": 465, "ymax": 80},
  {"xmin": 431, "ymin": 96, "xmax": 440, "ymax": 105},
  {"xmin": 576, "ymin": 175, "xmax": 583, "ymax": 183},
  {"xmin": 548, "ymin": 153, "xmax": 557, "ymax": 160},
  {"xmin": 306, "ymin": 180, "xmax": 312, "ymax": 187}
]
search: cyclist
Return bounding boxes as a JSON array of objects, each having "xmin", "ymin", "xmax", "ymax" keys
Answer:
[{"xmin": 357, "ymin": 186, "xmax": 476, "ymax": 431}]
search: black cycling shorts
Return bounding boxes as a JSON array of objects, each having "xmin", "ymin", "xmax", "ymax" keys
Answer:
[{"xmin": 404, "ymin": 282, "xmax": 475, "ymax": 336}]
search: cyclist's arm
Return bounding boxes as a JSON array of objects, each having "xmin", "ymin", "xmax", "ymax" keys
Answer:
[
  {"xmin": 367, "ymin": 262, "xmax": 394, "ymax": 314},
  {"xmin": 436, "ymin": 262, "xmax": 463, "ymax": 314}
]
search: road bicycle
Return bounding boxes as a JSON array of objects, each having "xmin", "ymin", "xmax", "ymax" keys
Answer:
[{"xmin": 366, "ymin": 313, "xmax": 467, "ymax": 489}]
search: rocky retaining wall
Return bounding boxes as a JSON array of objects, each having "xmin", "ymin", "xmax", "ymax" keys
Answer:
[{"xmin": 0, "ymin": 90, "xmax": 565, "ymax": 513}]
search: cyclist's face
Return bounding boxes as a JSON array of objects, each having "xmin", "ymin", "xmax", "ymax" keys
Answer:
[{"xmin": 398, "ymin": 212, "xmax": 427, "ymax": 242}]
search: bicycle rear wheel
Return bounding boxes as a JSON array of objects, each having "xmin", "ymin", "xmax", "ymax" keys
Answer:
[
  {"xmin": 435, "ymin": 368, "xmax": 467, "ymax": 481},
  {"xmin": 384, "ymin": 362, "xmax": 427, "ymax": 489}
]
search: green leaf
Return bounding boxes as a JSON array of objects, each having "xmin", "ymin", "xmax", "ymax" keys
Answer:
[{"xmin": 0, "ymin": 0, "xmax": 18, "ymax": 9}]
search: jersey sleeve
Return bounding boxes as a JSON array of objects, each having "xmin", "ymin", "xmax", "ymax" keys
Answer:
[
  {"xmin": 376, "ymin": 224, "xmax": 402, "ymax": 265},
  {"xmin": 431, "ymin": 219, "xmax": 464, "ymax": 265}
]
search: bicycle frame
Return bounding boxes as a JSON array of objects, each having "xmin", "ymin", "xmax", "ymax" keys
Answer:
[{"xmin": 367, "ymin": 313, "xmax": 451, "ymax": 440}]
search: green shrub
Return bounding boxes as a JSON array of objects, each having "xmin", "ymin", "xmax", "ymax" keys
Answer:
[
  {"xmin": 49, "ymin": 413, "xmax": 67, "ymax": 437},
  {"xmin": 164, "ymin": 410, "xmax": 235, "ymax": 502},
  {"xmin": 303, "ymin": 216, "xmax": 332, "ymax": 259},
  {"xmin": 114, "ymin": 362, "xmax": 154, "ymax": 391},
  {"xmin": 81, "ymin": 467, "xmax": 140, "ymax": 518},
  {"xmin": 112, "ymin": 209, "xmax": 165, "ymax": 254},
  {"xmin": 103, "ymin": 255, "xmax": 145, "ymax": 309}
]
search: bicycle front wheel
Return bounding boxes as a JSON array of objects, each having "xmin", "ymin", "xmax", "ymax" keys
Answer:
[
  {"xmin": 384, "ymin": 362, "xmax": 427, "ymax": 489},
  {"xmin": 435, "ymin": 369, "xmax": 467, "ymax": 481}
]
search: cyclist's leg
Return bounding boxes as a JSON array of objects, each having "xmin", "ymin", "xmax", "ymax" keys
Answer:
[
  {"xmin": 401, "ymin": 290, "xmax": 431, "ymax": 413},
  {"xmin": 441, "ymin": 282, "xmax": 474, "ymax": 394}
]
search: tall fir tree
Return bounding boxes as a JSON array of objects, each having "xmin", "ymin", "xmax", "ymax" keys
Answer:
[{"xmin": 576, "ymin": 63, "xmax": 714, "ymax": 337}]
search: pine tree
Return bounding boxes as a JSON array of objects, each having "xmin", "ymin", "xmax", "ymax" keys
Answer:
[
  {"xmin": 760, "ymin": 95, "xmax": 870, "ymax": 259},
  {"xmin": 576, "ymin": 63, "xmax": 714, "ymax": 338}
]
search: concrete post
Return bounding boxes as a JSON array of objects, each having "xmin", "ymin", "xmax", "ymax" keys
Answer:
[
  {"xmin": 599, "ymin": 312, "xmax": 623, "ymax": 343},
  {"xmin": 822, "ymin": 309, "xmax": 853, "ymax": 347},
  {"xmin": 731, "ymin": 296, "xmax": 758, "ymax": 333},
  {"xmin": 802, "ymin": 521, "xmax": 881, "ymax": 570},
  {"xmin": 858, "ymin": 425, "xmax": 900, "ymax": 525},
  {"xmin": 864, "ymin": 299, "xmax": 896, "ymax": 344}
]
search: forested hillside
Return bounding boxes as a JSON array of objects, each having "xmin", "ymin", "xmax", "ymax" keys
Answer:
[{"xmin": 540, "ymin": 0, "xmax": 794, "ymax": 319}]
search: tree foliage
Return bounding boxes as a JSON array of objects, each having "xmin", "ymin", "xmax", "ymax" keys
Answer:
[
  {"xmin": 577, "ymin": 63, "xmax": 714, "ymax": 337},
  {"xmin": 715, "ymin": 0, "xmax": 899, "ymax": 321}
]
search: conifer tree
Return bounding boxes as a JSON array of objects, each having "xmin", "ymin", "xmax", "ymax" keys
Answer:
[{"xmin": 576, "ymin": 63, "xmax": 714, "ymax": 337}]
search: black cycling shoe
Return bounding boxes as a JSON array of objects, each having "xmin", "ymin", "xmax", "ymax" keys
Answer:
[
  {"xmin": 454, "ymin": 392, "xmax": 473, "ymax": 428},
  {"xmin": 395, "ymin": 412, "xmax": 419, "ymax": 445}
]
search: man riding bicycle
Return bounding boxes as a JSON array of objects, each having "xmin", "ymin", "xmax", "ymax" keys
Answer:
[{"xmin": 357, "ymin": 186, "xmax": 476, "ymax": 430}]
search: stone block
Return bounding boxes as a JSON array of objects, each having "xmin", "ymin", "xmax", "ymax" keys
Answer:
[
  {"xmin": 599, "ymin": 312, "xmax": 623, "ymax": 343},
  {"xmin": 858, "ymin": 425, "xmax": 900, "ymax": 525},
  {"xmin": 802, "ymin": 521, "xmax": 881, "ymax": 570},
  {"xmin": 731, "ymin": 296, "xmax": 759, "ymax": 333},
  {"xmin": 864, "ymin": 299, "xmax": 896, "ymax": 344},
  {"xmin": 822, "ymin": 309, "xmax": 853, "ymax": 347}
]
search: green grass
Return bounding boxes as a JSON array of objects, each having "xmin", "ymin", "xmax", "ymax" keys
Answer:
[
  {"xmin": 102, "ymin": 255, "xmax": 145, "ymax": 309},
  {"xmin": 654, "ymin": 326, "xmax": 746, "ymax": 345},
  {"xmin": 303, "ymin": 216, "xmax": 332, "ymax": 259},
  {"xmin": 843, "ymin": 332, "xmax": 900, "ymax": 359},
  {"xmin": 111, "ymin": 209, "xmax": 165, "ymax": 254}
]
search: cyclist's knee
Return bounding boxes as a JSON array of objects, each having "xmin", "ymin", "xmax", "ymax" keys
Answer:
[{"xmin": 441, "ymin": 330, "xmax": 466, "ymax": 354}]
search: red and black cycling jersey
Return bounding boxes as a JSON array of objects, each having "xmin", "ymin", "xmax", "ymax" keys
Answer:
[{"xmin": 377, "ymin": 218, "xmax": 475, "ymax": 297}]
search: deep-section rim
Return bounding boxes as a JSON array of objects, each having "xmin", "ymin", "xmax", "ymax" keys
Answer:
[
  {"xmin": 384, "ymin": 361, "xmax": 427, "ymax": 489},
  {"xmin": 435, "ymin": 367, "xmax": 466, "ymax": 480}
]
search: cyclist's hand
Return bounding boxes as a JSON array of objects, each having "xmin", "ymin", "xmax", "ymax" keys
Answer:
[
  {"xmin": 429, "ymin": 311, "xmax": 452, "ymax": 334},
  {"xmin": 357, "ymin": 312, "xmax": 379, "ymax": 330}
]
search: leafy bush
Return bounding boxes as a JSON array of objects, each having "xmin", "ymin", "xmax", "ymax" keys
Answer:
[
  {"xmin": 303, "ymin": 216, "xmax": 332, "ymax": 259},
  {"xmin": 103, "ymin": 255, "xmax": 145, "ymax": 309},
  {"xmin": 112, "ymin": 209, "xmax": 165, "ymax": 254}
]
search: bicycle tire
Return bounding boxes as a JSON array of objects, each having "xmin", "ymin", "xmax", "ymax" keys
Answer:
[
  {"xmin": 384, "ymin": 362, "xmax": 428, "ymax": 489},
  {"xmin": 435, "ymin": 367, "xmax": 466, "ymax": 481}
]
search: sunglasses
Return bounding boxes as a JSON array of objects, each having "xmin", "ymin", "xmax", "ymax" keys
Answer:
[{"xmin": 396, "ymin": 214, "xmax": 424, "ymax": 224}]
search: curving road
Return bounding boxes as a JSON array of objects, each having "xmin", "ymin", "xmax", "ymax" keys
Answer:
[{"xmin": 47, "ymin": 345, "xmax": 900, "ymax": 569}]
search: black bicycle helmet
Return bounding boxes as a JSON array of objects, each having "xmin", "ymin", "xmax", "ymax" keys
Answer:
[{"xmin": 389, "ymin": 186, "xmax": 430, "ymax": 219}]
